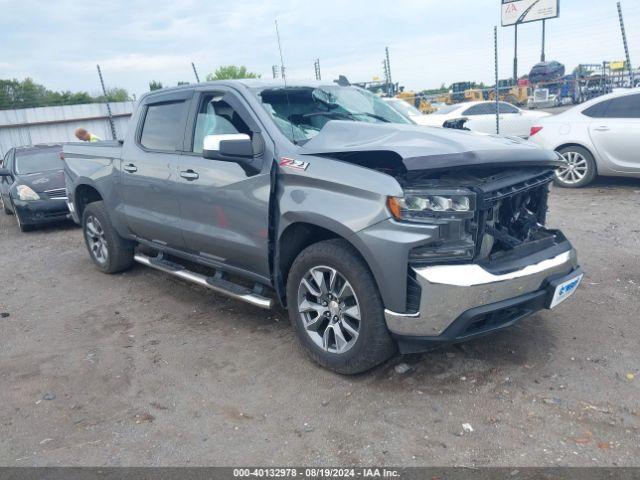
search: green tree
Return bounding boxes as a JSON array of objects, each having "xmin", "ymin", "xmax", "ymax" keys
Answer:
[
  {"xmin": 0, "ymin": 77, "xmax": 129, "ymax": 110},
  {"xmin": 205, "ymin": 65, "xmax": 260, "ymax": 81},
  {"xmin": 149, "ymin": 80, "xmax": 164, "ymax": 91}
]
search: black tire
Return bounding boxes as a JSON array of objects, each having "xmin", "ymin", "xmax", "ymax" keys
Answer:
[
  {"xmin": 15, "ymin": 212, "xmax": 33, "ymax": 232},
  {"xmin": 286, "ymin": 239, "xmax": 396, "ymax": 374},
  {"xmin": 554, "ymin": 145, "xmax": 597, "ymax": 188},
  {"xmin": 2, "ymin": 195, "xmax": 12, "ymax": 215},
  {"xmin": 82, "ymin": 201, "xmax": 134, "ymax": 273}
]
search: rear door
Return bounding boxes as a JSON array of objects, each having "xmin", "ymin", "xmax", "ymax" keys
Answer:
[
  {"xmin": 176, "ymin": 88, "xmax": 273, "ymax": 279},
  {"xmin": 588, "ymin": 93, "xmax": 640, "ymax": 173},
  {"xmin": 496, "ymin": 102, "xmax": 528, "ymax": 137},
  {"xmin": 119, "ymin": 90, "xmax": 192, "ymax": 248}
]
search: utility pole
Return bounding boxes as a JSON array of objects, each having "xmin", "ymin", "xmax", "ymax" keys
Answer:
[
  {"xmin": 617, "ymin": 1, "xmax": 635, "ymax": 87},
  {"xmin": 96, "ymin": 64, "xmax": 117, "ymax": 140},
  {"xmin": 513, "ymin": 23, "xmax": 519, "ymax": 83},
  {"xmin": 314, "ymin": 58, "xmax": 321, "ymax": 81},
  {"xmin": 384, "ymin": 47, "xmax": 393, "ymax": 96},
  {"xmin": 494, "ymin": 26, "xmax": 500, "ymax": 135},
  {"xmin": 541, "ymin": 19, "xmax": 546, "ymax": 62},
  {"xmin": 191, "ymin": 62, "xmax": 200, "ymax": 82}
]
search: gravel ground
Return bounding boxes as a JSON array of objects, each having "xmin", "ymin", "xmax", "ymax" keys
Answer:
[{"xmin": 0, "ymin": 178, "xmax": 639, "ymax": 467}]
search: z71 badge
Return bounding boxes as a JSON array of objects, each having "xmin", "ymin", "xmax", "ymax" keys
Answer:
[{"xmin": 279, "ymin": 157, "xmax": 309, "ymax": 171}]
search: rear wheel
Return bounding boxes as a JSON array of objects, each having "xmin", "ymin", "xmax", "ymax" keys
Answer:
[
  {"xmin": 82, "ymin": 201, "xmax": 134, "ymax": 273},
  {"xmin": 287, "ymin": 239, "xmax": 396, "ymax": 374},
  {"xmin": 554, "ymin": 146, "xmax": 597, "ymax": 188}
]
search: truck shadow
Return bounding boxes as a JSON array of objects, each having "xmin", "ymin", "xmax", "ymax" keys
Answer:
[{"xmin": 361, "ymin": 315, "xmax": 558, "ymax": 392}]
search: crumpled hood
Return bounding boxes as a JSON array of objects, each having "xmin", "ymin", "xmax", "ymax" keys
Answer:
[
  {"xmin": 18, "ymin": 169, "xmax": 65, "ymax": 193},
  {"xmin": 301, "ymin": 121, "xmax": 563, "ymax": 171}
]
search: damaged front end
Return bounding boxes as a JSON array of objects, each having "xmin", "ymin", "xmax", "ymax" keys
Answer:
[
  {"xmin": 383, "ymin": 165, "xmax": 581, "ymax": 347},
  {"xmin": 391, "ymin": 166, "xmax": 567, "ymax": 270}
]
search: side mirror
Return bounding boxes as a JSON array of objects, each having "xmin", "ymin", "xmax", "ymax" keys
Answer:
[
  {"xmin": 202, "ymin": 133, "xmax": 263, "ymax": 175},
  {"xmin": 203, "ymin": 134, "xmax": 253, "ymax": 159},
  {"xmin": 0, "ymin": 167, "xmax": 11, "ymax": 177}
]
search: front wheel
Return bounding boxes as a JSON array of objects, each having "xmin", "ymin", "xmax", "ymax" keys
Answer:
[
  {"xmin": 554, "ymin": 146, "xmax": 597, "ymax": 188},
  {"xmin": 82, "ymin": 201, "xmax": 134, "ymax": 273},
  {"xmin": 287, "ymin": 239, "xmax": 396, "ymax": 374},
  {"xmin": 2, "ymin": 195, "xmax": 12, "ymax": 215}
]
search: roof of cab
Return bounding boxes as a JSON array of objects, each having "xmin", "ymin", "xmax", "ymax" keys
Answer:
[{"xmin": 140, "ymin": 79, "xmax": 344, "ymax": 101}]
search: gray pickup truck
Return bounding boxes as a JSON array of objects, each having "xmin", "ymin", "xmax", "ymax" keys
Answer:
[{"xmin": 64, "ymin": 80, "xmax": 582, "ymax": 374}]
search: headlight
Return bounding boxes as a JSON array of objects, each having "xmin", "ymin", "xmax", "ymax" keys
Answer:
[
  {"xmin": 387, "ymin": 189, "xmax": 476, "ymax": 223},
  {"xmin": 16, "ymin": 185, "xmax": 40, "ymax": 201}
]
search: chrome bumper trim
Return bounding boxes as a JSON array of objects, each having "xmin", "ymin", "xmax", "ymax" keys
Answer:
[{"xmin": 385, "ymin": 248, "xmax": 578, "ymax": 337}]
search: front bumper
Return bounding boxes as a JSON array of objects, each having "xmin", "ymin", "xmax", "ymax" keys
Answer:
[
  {"xmin": 13, "ymin": 199, "xmax": 70, "ymax": 225},
  {"xmin": 385, "ymin": 246, "xmax": 580, "ymax": 347}
]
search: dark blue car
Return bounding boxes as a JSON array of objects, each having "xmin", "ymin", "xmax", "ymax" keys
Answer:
[{"xmin": 0, "ymin": 144, "xmax": 70, "ymax": 231}]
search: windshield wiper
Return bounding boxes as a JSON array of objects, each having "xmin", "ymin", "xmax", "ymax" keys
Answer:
[
  {"xmin": 349, "ymin": 112, "xmax": 390, "ymax": 123},
  {"xmin": 301, "ymin": 111, "xmax": 354, "ymax": 120}
]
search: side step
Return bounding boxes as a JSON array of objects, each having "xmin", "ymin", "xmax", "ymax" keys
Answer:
[{"xmin": 133, "ymin": 253, "xmax": 273, "ymax": 309}]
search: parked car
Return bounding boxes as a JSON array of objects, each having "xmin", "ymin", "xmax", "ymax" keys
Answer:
[
  {"xmin": 0, "ymin": 144, "xmax": 69, "ymax": 231},
  {"xmin": 383, "ymin": 97, "xmax": 428, "ymax": 124},
  {"xmin": 418, "ymin": 101, "xmax": 550, "ymax": 137},
  {"xmin": 63, "ymin": 80, "xmax": 582, "ymax": 374},
  {"xmin": 528, "ymin": 61, "xmax": 565, "ymax": 85},
  {"xmin": 529, "ymin": 88, "xmax": 640, "ymax": 188}
]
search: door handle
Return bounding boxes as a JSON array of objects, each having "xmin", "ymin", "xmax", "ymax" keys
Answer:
[
  {"xmin": 594, "ymin": 126, "xmax": 610, "ymax": 132},
  {"xmin": 123, "ymin": 163, "xmax": 138, "ymax": 173},
  {"xmin": 180, "ymin": 169, "xmax": 199, "ymax": 181}
]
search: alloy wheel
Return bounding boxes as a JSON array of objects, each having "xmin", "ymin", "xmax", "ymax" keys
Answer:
[
  {"xmin": 556, "ymin": 151, "xmax": 588, "ymax": 185},
  {"xmin": 297, "ymin": 266, "xmax": 361, "ymax": 354},
  {"xmin": 85, "ymin": 215, "xmax": 109, "ymax": 264}
]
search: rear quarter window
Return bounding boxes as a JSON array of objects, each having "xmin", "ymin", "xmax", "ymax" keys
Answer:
[{"xmin": 582, "ymin": 100, "xmax": 610, "ymax": 118}]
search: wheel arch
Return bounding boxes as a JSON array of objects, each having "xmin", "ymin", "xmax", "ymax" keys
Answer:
[
  {"xmin": 74, "ymin": 183, "xmax": 103, "ymax": 219},
  {"xmin": 274, "ymin": 220, "xmax": 382, "ymax": 309}
]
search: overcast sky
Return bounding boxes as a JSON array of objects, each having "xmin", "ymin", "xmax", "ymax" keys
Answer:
[{"xmin": 1, "ymin": 0, "xmax": 638, "ymax": 97}]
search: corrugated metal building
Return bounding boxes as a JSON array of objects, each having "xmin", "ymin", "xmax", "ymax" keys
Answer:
[{"xmin": 0, "ymin": 101, "xmax": 135, "ymax": 156}]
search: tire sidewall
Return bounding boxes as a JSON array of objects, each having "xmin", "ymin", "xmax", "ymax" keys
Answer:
[
  {"xmin": 554, "ymin": 146, "xmax": 596, "ymax": 188},
  {"xmin": 286, "ymin": 240, "xmax": 395, "ymax": 373},
  {"xmin": 82, "ymin": 202, "xmax": 118, "ymax": 273}
]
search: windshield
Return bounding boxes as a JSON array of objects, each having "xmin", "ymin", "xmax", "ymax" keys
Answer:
[
  {"xmin": 15, "ymin": 147, "xmax": 62, "ymax": 175},
  {"xmin": 253, "ymin": 85, "xmax": 411, "ymax": 143},
  {"xmin": 386, "ymin": 99, "xmax": 422, "ymax": 118}
]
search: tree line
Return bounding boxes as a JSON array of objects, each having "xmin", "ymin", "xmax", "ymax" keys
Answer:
[{"xmin": 0, "ymin": 78, "xmax": 130, "ymax": 110}]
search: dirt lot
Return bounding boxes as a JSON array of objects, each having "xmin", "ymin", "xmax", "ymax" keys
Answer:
[{"xmin": 1, "ymin": 178, "xmax": 639, "ymax": 467}]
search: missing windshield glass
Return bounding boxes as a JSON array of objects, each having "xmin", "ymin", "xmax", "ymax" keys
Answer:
[{"xmin": 254, "ymin": 85, "xmax": 410, "ymax": 144}]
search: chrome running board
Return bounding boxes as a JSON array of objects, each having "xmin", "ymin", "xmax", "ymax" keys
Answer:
[{"xmin": 133, "ymin": 253, "xmax": 273, "ymax": 309}]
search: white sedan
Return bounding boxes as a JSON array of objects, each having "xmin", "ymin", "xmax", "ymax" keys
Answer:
[
  {"xmin": 528, "ymin": 88, "xmax": 640, "ymax": 188},
  {"xmin": 418, "ymin": 101, "xmax": 549, "ymax": 137}
]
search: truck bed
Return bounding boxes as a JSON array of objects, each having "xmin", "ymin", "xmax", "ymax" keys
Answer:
[{"xmin": 63, "ymin": 141, "xmax": 123, "ymax": 161}]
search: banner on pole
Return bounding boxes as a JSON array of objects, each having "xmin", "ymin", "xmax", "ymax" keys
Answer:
[{"xmin": 501, "ymin": 0, "xmax": 559, "ymax": 26}]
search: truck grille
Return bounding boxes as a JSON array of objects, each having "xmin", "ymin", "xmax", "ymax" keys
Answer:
[
  {"xmin": 44, "ymin": 188, "xmax": 67, "ymax": 199},
  {"xmin": 534, "ymin": 88, "xmax": 549, "ymax": 102},
  {"xmin": 475, "ymin": 170, "xmax": 554, "ymax": 258}
]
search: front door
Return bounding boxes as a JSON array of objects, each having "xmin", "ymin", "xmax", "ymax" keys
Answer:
[
  {"xmin": 119, "ymin": 92, "xmax": 192, "ymax": 249},
  {"xmin": 176, "ymin": 89, "xmax": 272, "ymax": 279}
]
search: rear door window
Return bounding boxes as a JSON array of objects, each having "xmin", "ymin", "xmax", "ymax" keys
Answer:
[
  {"xmin": 582, "ymin": 100, "xmax": 610, "ymax": 118},
  {"xmin": 462, "ymin": 104, "xmax": 493, "ymax": 116},
  {"xmin": 140, "ymin": 101, "xmax": 188, "ymax": 151},
  {"xmin": 602, "ymin": 94, "xmax": 640, "ymax": 119},
  {"xmin": 498, "ymin": 102, "xmax": 519, "ymax": 114}
]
